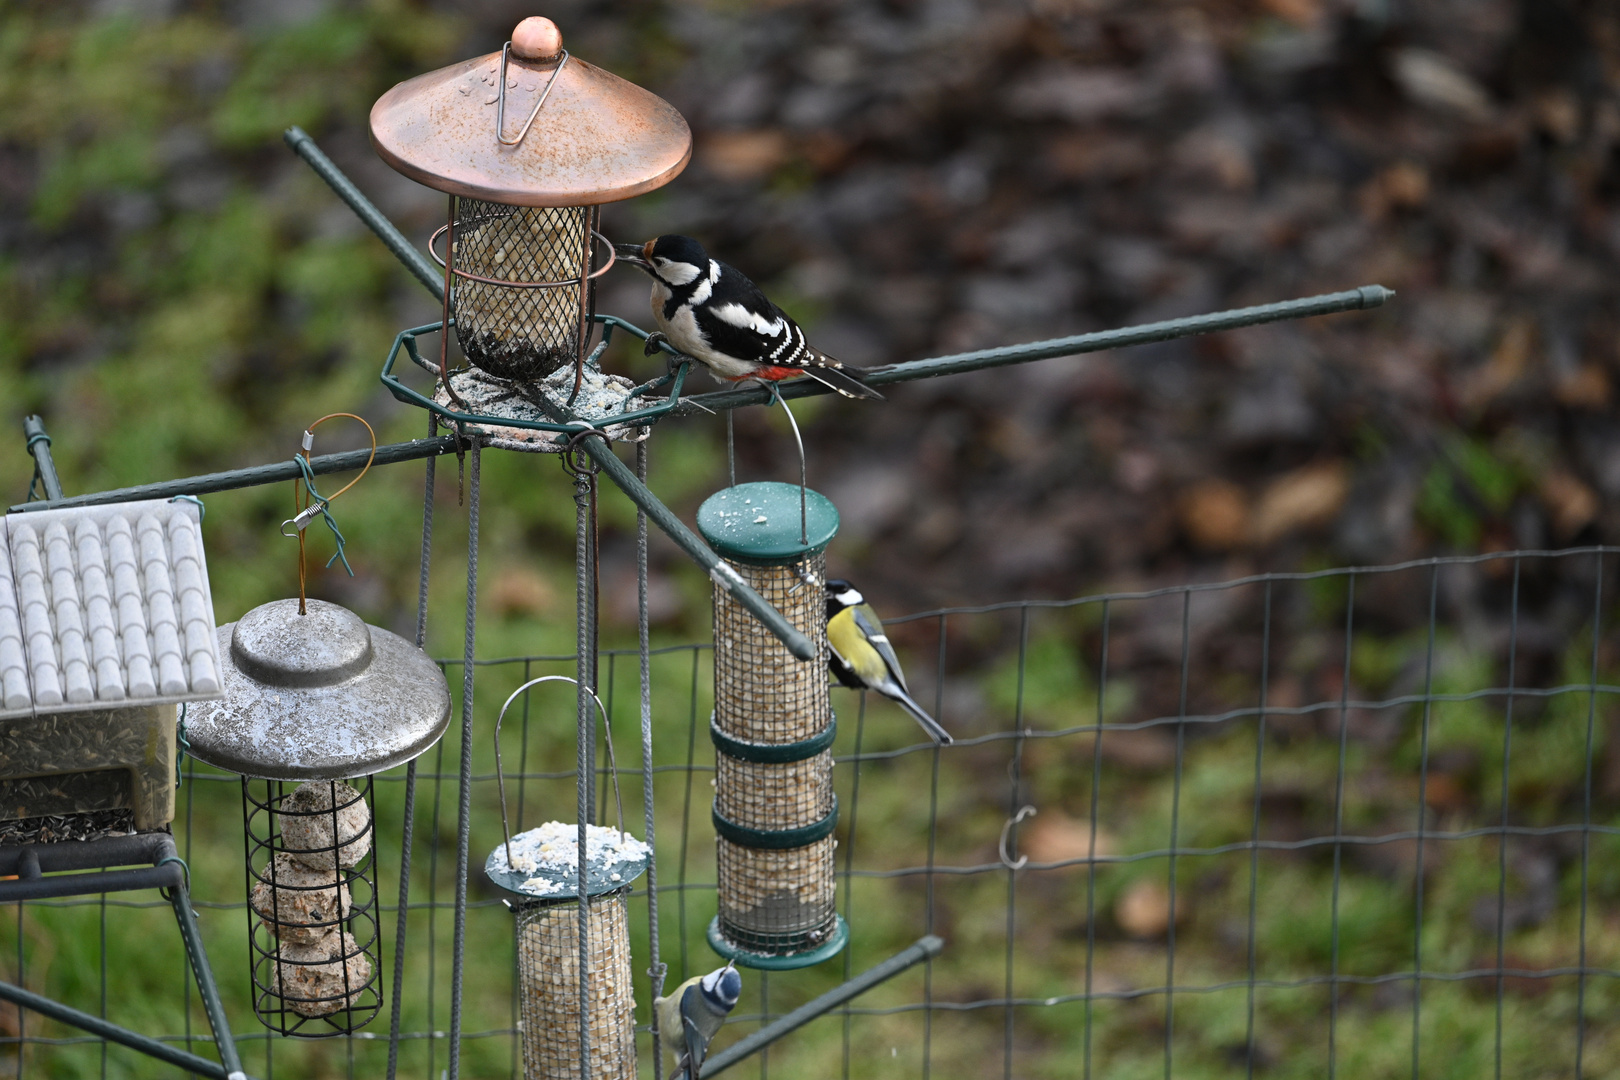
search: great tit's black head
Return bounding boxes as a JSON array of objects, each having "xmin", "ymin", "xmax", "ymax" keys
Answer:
[
  {"xmin": 613, "ymin": 234, "xmax": 709, "ymax": 286},
  {"xmin": 825, "ymin": 579, "xmax": 863, "ymax": 616}
]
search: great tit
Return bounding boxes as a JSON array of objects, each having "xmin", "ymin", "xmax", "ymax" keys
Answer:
[
  {"xmin": 826, "ymin": 579, "xmax": 953, "ymax": 745},
  {"xmin": 654, "ymin": 961, "xmax": 741, "ymax": 1080},
  {"xmin": 613, "ymin": 235, "xmax": 881, "ymax": 400}
]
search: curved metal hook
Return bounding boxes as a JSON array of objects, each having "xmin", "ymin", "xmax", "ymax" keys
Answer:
[
  {"xmin": 496, "ymin": 44, "xmax": 570, "ymax": 147},
  {"xmin": 998, "ymin": 805, "xmax": 1038, "ymax": 871},
  {"xmin": 493, "ymin": 676, "xmax": 622, "ymax": 871}
]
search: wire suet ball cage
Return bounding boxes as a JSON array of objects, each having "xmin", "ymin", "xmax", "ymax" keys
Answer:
[{"xmin": 185, "ymin": 597, "xmax": 450, "ymax": 1035}]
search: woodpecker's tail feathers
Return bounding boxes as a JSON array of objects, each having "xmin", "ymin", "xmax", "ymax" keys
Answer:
[
  {"xmin": 803, "ymin": 364, "xmax": 883, "ymax": 401},
  {"xmin": 889, "ymin": 686, "xmax": 953, "ymax": 745}
]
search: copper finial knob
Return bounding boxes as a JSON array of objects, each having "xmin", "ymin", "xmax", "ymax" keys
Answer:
[{"xmin": 511, "ymin": 17, "xmax": 562, "ymax": 61}]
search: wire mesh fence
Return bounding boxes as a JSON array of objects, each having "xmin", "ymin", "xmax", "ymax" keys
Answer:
[{"xmin": 1, "ymin": 547, "xmax": 1618, "ymax": 1078}]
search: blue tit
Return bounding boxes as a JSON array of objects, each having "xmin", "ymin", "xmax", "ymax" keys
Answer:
[
  {"xmin": 654, "ymin": 961, "xmax": 741, "ymax": 1080},
  {"xmin": 825, "ymin": 579, "xmax": 953, "ymax": 745}
]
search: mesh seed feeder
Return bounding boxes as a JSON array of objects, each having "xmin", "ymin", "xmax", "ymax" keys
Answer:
[
  {"xmin": 485, "ymin": 823, "xmax": 647, "ymax": 1080},
  {"xmin": 699, "ymin": 482, "xmax": 848, "ymax": 969},
  {"xmin": 370, "ymin": 14, "xmax": 690, "ymax": 402},
  {"xmin": 487, "ymin": 679, "xmax": 647, "ymax": 1080},
  {"xmin": 184, "ymin": 598, "xmax": 451, "ymax": 1035}
]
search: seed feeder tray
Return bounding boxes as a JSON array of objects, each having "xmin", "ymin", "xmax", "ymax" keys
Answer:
[
  {"xmin": 382, "ymin": 315, "xmax": 695, "ymax": 443},
  {"xmin": 430, "ymin": 359, "xmax": 649, "ymax": 453},
  {"xmin": 184, "ymin": 597, "xmax": 451, "ymax": 1036},
  {"xmin": 486, "ymin": 822, "xmax": 649, "ymax": 1080},
  {"xmin": 0, "ymin": 498, "xmax": 220, "ymax": 837}
]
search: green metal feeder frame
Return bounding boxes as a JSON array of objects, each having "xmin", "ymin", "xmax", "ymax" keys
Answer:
[{"xmin": 698, "ymin": 481, "xmax": 848, "ymax": 969}]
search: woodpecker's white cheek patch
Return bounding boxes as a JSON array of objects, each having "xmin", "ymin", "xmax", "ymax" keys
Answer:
[{"xmin": 657, "ymin": 260, "xmax": 702, "ymax": 286}]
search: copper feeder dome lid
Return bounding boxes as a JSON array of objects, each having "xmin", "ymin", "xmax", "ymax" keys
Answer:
[{"xmin": 370, "ymin": 16, "xmax": 692, "ymax": 207}]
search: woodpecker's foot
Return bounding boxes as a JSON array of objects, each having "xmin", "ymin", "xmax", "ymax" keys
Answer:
[{"xmin": 643, "ymin": 331, "xmax": 669, "ymax": 357}]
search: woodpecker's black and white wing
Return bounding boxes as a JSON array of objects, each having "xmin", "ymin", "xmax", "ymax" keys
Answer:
[{"xmin": 695, "ymin": 263, "xmax": 882, "ymax": 400}]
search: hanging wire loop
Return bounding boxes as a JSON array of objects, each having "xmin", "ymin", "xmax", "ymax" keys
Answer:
[
  {"xmin": 495, "ymin": 44, "xmax": 570, "ymax": 147},
  {"xmin": 283, "ymin": 414, "xmax": 377, "ymax": 614},
  {"xmin": 493, "ymin": 675, "xmax": 625, "ymax": 869},
  {"xmin": 766, "ymin": 382, "xmax": 809, "ymax": 547},
  {"xmin": 561, "ymin": 426, "xmax": 606, "ymax": 480}
]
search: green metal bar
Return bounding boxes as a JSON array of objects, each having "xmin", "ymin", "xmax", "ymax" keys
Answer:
[
  {"xmin": 8, "ymin": 436, "xmax": 460, "ymax": 513},
  {"xmin": 22, "ymin": 415, "xmax": 62, "ymax": 501},
  {"xmin": 283, "ymin": 126, "xmax": 443, "ymax": 296},
  {"xmin": 5, "ymin": 426, "xmax": 815, "ymax": 660},
  {"xmin": 674, "ymin": 285, "xmax": 1395, "ymax": 415},
  {"xmin": 170, "ymin": 886, "xmax": 246, "ymax": 1080},
  {"xmin": 0, "ymin": 977, "xmax": 252, "ymax": 1080},
  {"xmin": 699, "ymin": 935, "xmax": 945, "ymax": 1077},
  {"xmin": 283, "ymin": 127, "xmax": 1395, "ymax": 426},
  {"xmin": 578, "ymin": 435, "xmax": 817, "ymax": 661}
]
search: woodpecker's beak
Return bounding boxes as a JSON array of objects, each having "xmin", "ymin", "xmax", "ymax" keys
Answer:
[{"xmin": 613, "ymin": 241, "xmax": 653, "ymax": 270}]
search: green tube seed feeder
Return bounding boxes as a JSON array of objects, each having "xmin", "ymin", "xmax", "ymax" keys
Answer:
[{"xmin": 698, "ymin": 482, "xmax": 848, "ymax": 969}]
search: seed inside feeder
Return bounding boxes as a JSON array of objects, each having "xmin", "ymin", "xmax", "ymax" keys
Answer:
[
  {"xmin": 279, "ymin": 780, "xmax": 372, "ymax": 870},
  {"xmin": 250, "ymin": 851, "xmax": 352, "ymax": 946},
  {"xmin": 269, "ymin": 930, "xmax": 373, "ymax": 1019}
]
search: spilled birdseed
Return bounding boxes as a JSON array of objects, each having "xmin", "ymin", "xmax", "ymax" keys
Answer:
[
  {"xmin": 433, "ymin": 363, "xmax": 650, "ymax": 451},
  {"xmin": 486, "ymin": 821, "xmax": 649, "ymax": 895},
  {"xmin": 0, "ymin": 809, "xmax": 135, "ymax": 847}
]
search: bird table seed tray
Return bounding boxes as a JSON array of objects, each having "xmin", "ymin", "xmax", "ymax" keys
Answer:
[{"xmin": 0, "ymin": 499, "xmax": 221, "ymax": 832}]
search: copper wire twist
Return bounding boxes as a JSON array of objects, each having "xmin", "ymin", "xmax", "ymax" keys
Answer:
[{"xmin": 293, "ymin": 413, "xmax": 378, "ymax": 615}]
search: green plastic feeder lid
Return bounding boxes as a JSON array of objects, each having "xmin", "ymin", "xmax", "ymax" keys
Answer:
[{"xmin": 697, "ymin": 482, "xmax": 839, "ymax": 565}]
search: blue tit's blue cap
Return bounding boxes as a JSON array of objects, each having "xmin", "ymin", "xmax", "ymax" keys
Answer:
[{"xmin": 701, "ymin": 963, "xmax": 742, "ymax": 1009}]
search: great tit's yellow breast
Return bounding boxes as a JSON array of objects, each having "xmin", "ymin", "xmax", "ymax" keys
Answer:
[{"xmin": 828, "ymin": 607, "xmax": 887, "ymax": 684}]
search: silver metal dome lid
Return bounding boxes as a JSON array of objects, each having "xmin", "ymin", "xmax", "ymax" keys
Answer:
[{"xmin": 184, "ymin": 598, "xmax": 451, "ymax": 780}]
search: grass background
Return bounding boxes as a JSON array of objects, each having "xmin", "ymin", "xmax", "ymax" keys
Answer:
[{"xmin": 1, "ymin": 2, "xmax": 1619, "ymax": 1077}]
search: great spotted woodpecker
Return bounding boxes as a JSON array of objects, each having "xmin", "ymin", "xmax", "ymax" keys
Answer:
[
  {"xmin": 613, "ymin": 235, "xmax": 882, "ymax": 400},
  {"xmin": 826, "ymin": 579, "xmax": 953, "ymax": 745}
]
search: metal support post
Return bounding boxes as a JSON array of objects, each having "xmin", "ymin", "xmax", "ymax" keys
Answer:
[
  {"xmin": 284, "ymin": 128, "xmax": 443, "ymax": 296},
  {"xmin": 22, "ymin": 416, "xmax": 61, "ymax": 502},
  {"xmin": 0, "ymin": 977, "xmax": 254, "ymax": 1080},
  {"xmin": 577, "ymin": 434, "xmax": 816, "ymax": 661},
  {"xmin": 170, "ymin": 884, "xmax": 247, "ymax": 1080}
]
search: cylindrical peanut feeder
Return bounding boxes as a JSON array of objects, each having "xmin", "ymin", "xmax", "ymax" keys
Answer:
[
  {"xmin": 485, "ymin": 821, "xmax": 650, "ymax": 1080},
  {"xmin": 697, "ymin": 482, "xmax": 848, "ymax": 968},
  {"xmin": 185, "ymin": 598, "xmax": 452, "ymax": 1036}
]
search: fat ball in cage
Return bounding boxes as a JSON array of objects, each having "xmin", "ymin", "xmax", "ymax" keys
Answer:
[{"xmin": 184, "ymin": 597, "xmax": 451, "ymax": 1034}]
